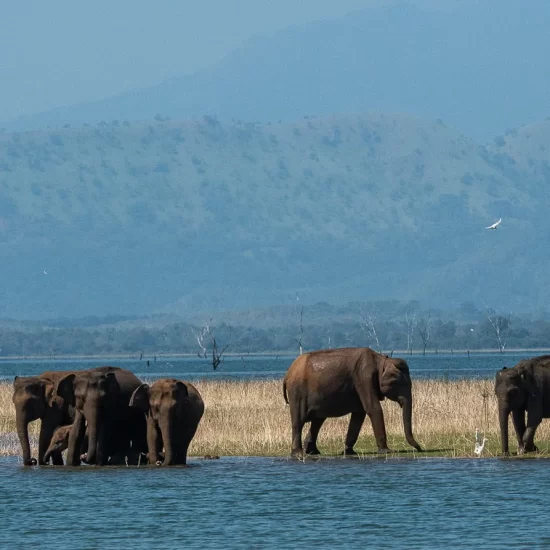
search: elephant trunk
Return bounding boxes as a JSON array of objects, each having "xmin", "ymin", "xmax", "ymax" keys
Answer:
[
  {"xmin": 400, "ymin": 393, "xmax": 422, "ymax": 451},
  {"xmin": 43, "ymin": 446, "xmax": 55, "ymax": 464},
  {"xmin": 498, "ymin": 403, "xmax": 510, "ymax": 455},
  {"xmin": 159, "ymin": 410, "xmax": 175, "ymax": 466},
  {"xmin": 84, "ymin": 409, "xmax": 100, "ymax": 465},
  {"xmin": 16, "ymin": 411, "xmax": 35, "ymax": 466}
]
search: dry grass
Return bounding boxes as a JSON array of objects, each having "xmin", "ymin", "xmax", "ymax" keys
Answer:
[{"xmin": 3, "ymin": 378, "xmax": 550, "ymax": 460}]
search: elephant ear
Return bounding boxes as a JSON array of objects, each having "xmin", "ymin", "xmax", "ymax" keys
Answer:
[
  {"xmin": 43, "ymin": 378, "xmax": 58, "ymax": 408},
  {"xmin": 130, "ymin": 384, "xmax": 151, "ymax": 412},
  {"xmin": 519, "ymin": 366, "xmax": 537, "ymax": 397},
  {"xmin": 54, "ymin": 373, "xmax": 76, "ymax": 406},
  {"xmin": 175, "ymin": 381, "xmax": 189, "ymax": 398},
  {"xmin": 104, "ymin": 372, "xmax": 120, "ymax": 395},
  {"xmin": 380, "ymin": 360, "xmax": 401, "ymax": 386}
]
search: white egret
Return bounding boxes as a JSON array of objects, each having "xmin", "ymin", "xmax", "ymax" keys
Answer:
[
  {"xmin": 485, "ymin": 218, "xmax": 502, "ymax": 230},
  {"xmin": 474, "ymin": 428, "xmax": 488, "ymax": 456}
]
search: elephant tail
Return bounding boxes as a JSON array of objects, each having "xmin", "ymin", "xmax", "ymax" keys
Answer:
[{"xmin": 283, "ymin": 378, "xmax": 289, "ymax": 405}]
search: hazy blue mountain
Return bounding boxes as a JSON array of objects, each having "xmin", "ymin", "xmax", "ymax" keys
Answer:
[
  {"xmin": 0, "ymin": 112, "xmax": 547, "ymax": 319},
  {"xmin": 3, "ymin": 0, "xmax": 550, "ymax": 141}
]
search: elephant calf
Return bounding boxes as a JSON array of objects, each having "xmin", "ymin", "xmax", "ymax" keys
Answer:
[
  {"xmin": 130, "ymin": 379, "xmax": 204, "ymax": 466},
  {"xmin": 43, "ymin": 424, "xmax": 72, "ymax": 464},
  {"xmin": 43, "ymin": 424, "xmax": 90, "ymax": 465}
]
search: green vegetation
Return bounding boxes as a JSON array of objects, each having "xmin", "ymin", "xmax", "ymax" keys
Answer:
[
  {"xmin": 1, "ymin": 299, "xmax": 550, "ymax": 357},
  {"xmin": 2, "ymin": 379, "xmax": 550, "ymax": 459},
  {"xmin": 0, "ymin": 114, "xmax": 550, "ymax": 319}
]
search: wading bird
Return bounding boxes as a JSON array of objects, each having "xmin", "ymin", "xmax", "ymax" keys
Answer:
[{"xmin": 474, "ymin": 428, "xmax": 488, "ymax": 456}]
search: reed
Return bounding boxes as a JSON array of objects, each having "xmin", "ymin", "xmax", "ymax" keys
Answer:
[{"xmin": 2, "ymin": 379, "xmax": 550, "ymax": 459}]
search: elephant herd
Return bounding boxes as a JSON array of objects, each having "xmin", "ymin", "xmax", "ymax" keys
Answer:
[
  {"xmin": 11, "ymin": 348, "xmax": 550, "ymax": 466},
  {"xmin": 12, "ymin": 366, "xmax": 204, "ymax": 466}
]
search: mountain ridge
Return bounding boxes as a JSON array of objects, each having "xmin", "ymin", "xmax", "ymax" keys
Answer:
[
  {"xmin": 0, "ymin": 111, "xmax": 548, "ymax": 319},
  {"xmin": 2, "ymin": 0, "xmax": 550, "ymax": 140}
]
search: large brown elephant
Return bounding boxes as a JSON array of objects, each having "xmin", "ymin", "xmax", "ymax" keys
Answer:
[
  {"xmin": 283, "ymin": 347, "xmax": 422, "ymax": 457},
  {"xmin": 495, "ymin": 356, "xmax": 550, "ymax": 455},
  {"xmin": 129, "ymin": 378, "xmax": 204, "ymax": 466},
  {"xmin": 54, "ymin": 366, "xmax": 147, "ymax": 466},
  {"xmin": 12, "ymin": 371, "xmax": 76, "ymax": 466}
]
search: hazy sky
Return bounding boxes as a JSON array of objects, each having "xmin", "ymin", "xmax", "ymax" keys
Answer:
[{"xmin": 0, "ymin": 0, "xmax": 458, "ymax": 121}]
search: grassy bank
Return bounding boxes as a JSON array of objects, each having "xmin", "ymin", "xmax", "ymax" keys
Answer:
[{"xmin": 2, "ymin": 379, "xmax": 550, "ymax": 460}]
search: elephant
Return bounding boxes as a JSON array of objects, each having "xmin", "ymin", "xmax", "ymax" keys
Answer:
[
  {"xmin": 54, "ymin": 366, "xmax": 147, "ymax": 466},
  {"xmin": 12, "ymin": 371, "xmax": 76, "ymax": 466},
  {"xmin": 43, "ymin": 424, "xmax": 90, "ymax": 464},
  {"xmin": 129, "ymin": 378, "xmax": 204, "ymax": 466},
  {"xmin": 43, "ymin": 424, "xmax": 72, "ymax": 464},
  {"xmin": 283, "ymin": 347, "xmax": 422, "ymax": 457},
  {"xmin": 495, "ymin": 355, "xmax": 550, "ymax": 455}
]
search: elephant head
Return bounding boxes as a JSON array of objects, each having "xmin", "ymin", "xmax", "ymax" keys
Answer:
[
  {"xmin": 377, "ymin": 356, "xmax": 422, "ymax": 451},
  {"xmin": 54, "ymin": 370, "xmax": 120, "ymax": 465},
  {"xmin": 130, "ymin": 380, "xmax": 189, "ymax": 465},
  {"xmin": 43, "ymin": 424, "xmax": 72, "ymax": 464},
  {"xmin": 12, "ymin": 375, "xmax": 64, "ymax": 465},
  {"xmin": 495, "ymin": 363, "xmax": 536, "ymax": 453}
]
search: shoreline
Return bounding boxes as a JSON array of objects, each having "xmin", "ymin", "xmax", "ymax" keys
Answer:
[
  {"xmin": 1, "ymin": 348, "xmax": 550, "ymax": 361},
  {"xmin": 2, "ymin": 378, "xmax": 550, "ymax": 460}
]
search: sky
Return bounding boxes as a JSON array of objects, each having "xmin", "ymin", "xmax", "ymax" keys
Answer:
[{"xmin": 0, "ymin": 0, "xmax": 457, "ymax": 121}]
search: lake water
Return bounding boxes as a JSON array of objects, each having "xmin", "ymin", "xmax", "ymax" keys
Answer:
[
  {"xmin": 0, "ymin": 351, "xmax": 543, "ymax": 382},
  {"xmin": 1, "ymin": 455, "xmax": 549, "ymax": 548}
]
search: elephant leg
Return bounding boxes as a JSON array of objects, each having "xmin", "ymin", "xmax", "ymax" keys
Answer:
[
  {"xmin": 147, "ymin": 417, "xmax": 161, "ymax": 465},
  {"xmin": 511, "ymin": 409, "xmax": 526, "ymax": 453},
  {"xmin": 304, "ymin": 418, "xmax": 325, "ymax": 455},
  {"xmin": 38, "ymin": 412, "xmax": 62, "ymax": 465},
  {"xmin": 343, "ymin": 411, "xmax": 366, "ymax": 455},
  {"xmin": 66, "ymin": 411, "xmax": 86, "ymax": 466},
  {"xmin": 523, "ymin": 417, "xmax": 541, "ymax": 453},
  {"xmin": 356, "ymin": 386, "xmax": 391, "ymax": 453},
  {"xmin": 175, "ymin": 441, "xmax": 190, "ymax": 465},
  {"xmin": 289, "ymin": 401, "xmax": 306, "ymax": 458}
]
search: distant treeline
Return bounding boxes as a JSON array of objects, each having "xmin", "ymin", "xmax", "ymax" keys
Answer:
[{"xmin": 1, "ymin": 308, "xmax": 550, "ymax": 357}]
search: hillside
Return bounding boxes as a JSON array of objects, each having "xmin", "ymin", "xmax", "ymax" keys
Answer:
[
  {"xmin": 3, "ymin": 0, "xmax": 550, "ymax": 141},
  {"xmin": 0, "ymin": 113, "xmax": 547, "ymax": 319}
]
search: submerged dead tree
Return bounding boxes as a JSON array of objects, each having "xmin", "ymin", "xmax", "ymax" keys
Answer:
[
  {"xmin": 417, "ymin": 311, "xmax": 432, "ymax": 356},
  {"xmin": 484, "ymin": 305, "xmax": 511, "ymax": 354},
  {"xmin": 297, "ymin": 306, "xmax": 304, "ymax": 355},
  {"xmin": 194, "ymin": 319, "xmax": 231, "ymax": 370},
  {"xmin": 405, "ymin": 311, "xmax": 417, "ymax": 356},
  {"xmin": 294, "ymin": 293, "xmax": 304, "ymax": 355},
  {"xmin": 360, "ymin": 310, "xmax": 381, "ymax": 353}
]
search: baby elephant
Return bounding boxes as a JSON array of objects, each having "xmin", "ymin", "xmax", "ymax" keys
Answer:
[
  {"xmin": 43, "ymin": 424, "xmax": 72, "ymax": 464},
  {"xmin": 130, "ymin": 379, "xmax": 204, "ymax": 466},
  {"xmin": 43, "ymin": 424, "xmax": 90, "ymax": 465}
]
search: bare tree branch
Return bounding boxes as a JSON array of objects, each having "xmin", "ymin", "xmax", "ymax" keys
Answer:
[
  {"xmin": 417, "ymin": 311, "xmax": 432, "ymax": 356},
  {"xmin": 298, "ymin": 306, "xmax": 304, "ymax": 355},
  {"xmin": 484, "ymin": 304, "xmax": 511, "ymax": 354},
  {"xmin": 405, "ymin": 310, "xmax": 417, "ymax": 356},
  {"xmin": 210, "ymin": 325, "xmax": 231, "ymax": 370},
  {"xmin": 193, "ymin": 320, "xmax": 210, "ymax": 359},
  {"xmin": 360, "ymin": 309, "xmax": 381, "ymax": 353},
  {"xmin": 294, "ymin": 293, "xmax": 304, "ymax": 355},
  {"xmin": 194, "ymin": 319, "xmax": 231, "ymax": 369}
]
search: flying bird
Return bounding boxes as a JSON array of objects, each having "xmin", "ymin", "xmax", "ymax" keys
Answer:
[
  {"xmin": 485, "ymin": 218, "xmax": 502, "ymax": 230},
  {"xmin": 43, "ymin": 270, "xmax": 48, "ymax": 275}
]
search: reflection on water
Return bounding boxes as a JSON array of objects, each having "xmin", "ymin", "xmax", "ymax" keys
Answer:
[
  {"xmin": 0, "ymin": 352, "xmax": 542, "ymax": 382},
  {"xmin": 1, "ymin": 456, "xmax": 549, "ymax": 548}
]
